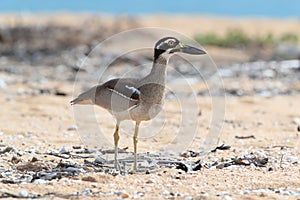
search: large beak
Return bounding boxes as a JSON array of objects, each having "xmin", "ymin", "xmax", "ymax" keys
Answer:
[
  {"xmin": 171, "ymin": 44, "xmax": 206, "ymax": 55},
  {"xmin": 181, "ymin": 44, "xmax": 206, "ymax": 55}
]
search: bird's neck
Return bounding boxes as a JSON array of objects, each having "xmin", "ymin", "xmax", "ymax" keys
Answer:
[{"xmin": 147, "ymin": 55, "xmax": 168, "ymax": 84}]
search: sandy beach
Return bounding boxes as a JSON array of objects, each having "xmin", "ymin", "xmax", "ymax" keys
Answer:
[{"xmin": 0, "ymin": 14, "xmax": 299, "ymax": 199}]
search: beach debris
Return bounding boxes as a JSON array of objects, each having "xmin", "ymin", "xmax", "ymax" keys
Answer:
[
  {"xmin": 67, "ymin": 125, "xmax": 78, "ymax": 131},
  {"xmin": 59, "ymin": 146, "xmax": 70, "ymax": 154},
  {"xmin": 192, "ymin": 160, "xmax": 202, "ymax": 171},
  {"xmin": 0, "ymin": 144, "xmax": 295, "ymax": 192},
  {"xmin": 18, "ymin": 190, "xmax": 29, "ymax": 198},
  {"xmin": 235, "ymin": 135, "xmax": 256, "ymax": 139},
  {"xmin": 0, "ymin": 146, "xmax": 14, "ymax": 154},
  {"xmin": 175, "ymin": 162, "xmax": 189, "ymax": 172},
  {"xmin": 211, "ymin": 144, "xmax": 231, "ymax": 152}
]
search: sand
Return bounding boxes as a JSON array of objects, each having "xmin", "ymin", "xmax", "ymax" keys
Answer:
[{"xmin": 0, "ymin": 14, "xmax": 299, "ymax": 199}]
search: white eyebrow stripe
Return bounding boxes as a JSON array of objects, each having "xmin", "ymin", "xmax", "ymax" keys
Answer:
[
  {"xmin": 125, "ymin": 85, "xmax": 141, "ymax": 94},
  {"xmin": 156, "ymin": 42, "xmax": 164, "ymax": 49},
  {"xmin": 108, "ymin": 88, "xmax": 139, "ymax": 102},
  {"xmin": 156, "ymin": 38, "xmax": 176, "ymax": 49}
]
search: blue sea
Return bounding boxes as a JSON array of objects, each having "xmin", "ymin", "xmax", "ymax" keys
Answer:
[{"xmin": 0, "ymin": 0, "xmax": 299, "ymax": 18}]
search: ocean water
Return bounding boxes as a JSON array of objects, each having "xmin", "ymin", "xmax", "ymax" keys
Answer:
[{"xmin": 0, "ymin": 0, "xmax": 299, "ymax": 18}]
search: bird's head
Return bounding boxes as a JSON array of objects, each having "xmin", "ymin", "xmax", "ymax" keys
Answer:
[{"xmin": 154, "ymin": 36, "xmax": 206, "ymax": 60}]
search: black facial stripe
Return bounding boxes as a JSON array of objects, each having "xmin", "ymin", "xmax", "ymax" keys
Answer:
[{"xmin": 154, "ymin": 49, "xmax": 166, "ymax": 60}]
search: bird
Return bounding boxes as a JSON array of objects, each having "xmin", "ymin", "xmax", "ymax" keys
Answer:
[{"xmin": 70, "ymin": 36, "xmax": 206, "ymax": 171}]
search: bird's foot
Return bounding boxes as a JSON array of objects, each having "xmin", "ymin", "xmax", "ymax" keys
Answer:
[{"xmin": 114, "ymin": 161, "xmax": 122, "ymax": 171}]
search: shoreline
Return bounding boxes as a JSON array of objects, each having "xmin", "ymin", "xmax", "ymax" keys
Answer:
[{"xmin": 0, "ymin": 13, "xmax": 299, "ymax": 37}]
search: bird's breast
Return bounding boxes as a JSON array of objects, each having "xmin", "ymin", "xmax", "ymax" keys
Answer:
[
  {"xmin": 129, "ymin": 102, "xmax": 163, "ymax": 122},
  {"xmin": 139, "ymin": 83, "xmax": 165, "ymax": 104}
]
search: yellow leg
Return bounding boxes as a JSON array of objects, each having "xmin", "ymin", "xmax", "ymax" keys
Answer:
[
  {"xmin": 113, "ymin": 122, "xmax": 120, "ymax": 170},
  {"xmin": 133, "ymin": 121, "xmax": 140, "ymax": 171}
]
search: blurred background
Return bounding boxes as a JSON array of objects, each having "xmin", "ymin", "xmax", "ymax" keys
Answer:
[{"xmin": 0, "ymin": 0, "xmax": 299, "ymax": 96}]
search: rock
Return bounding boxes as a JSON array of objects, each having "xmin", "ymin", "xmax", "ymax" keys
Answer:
[
  {"xmin": 11, "ymin": 156, "xmax": 21, "ymax": 164},
  {"xmin": 145, "ymin": 178, "xmax": 156, "ymax": 184},
  {"xmin": 185, "ymin": 195, "xmax": 193, "ymax": 200},
  {"xmin": 59, "ymin": 147, "xmax": 70, "ymax": 154},
  {"xmin": 121, "ymin": 193, "xmax": 129, "ymax": 199},
  {"xmin": 94, "ymin": 156, "xmax": 106, "ymax": 164},
  {"xmin": 262, "ymin": 69, "xmax": 276, "ymax": 78},
  {"xmin": 162, "ymin": 189, "xmax": 169, "ymax": 195},
  {"xmin": 216, "ymin": 163, "xmax": 225, "ymax": 169},
  {"xmin": 82, "ymin": 176, "xmax": 97, "ymax": 182},
  {"xmin": 133, "ymin": 191, "xmax": 145, "ymax": 198},
  {"xmin": 19, "ymin": 190, "xmax": 29, "ymax": 197},
  {"xmin": 67, "ymin": 125, "xmax": 78, "ymax": 131},
  {"xmin": 0, "ymin": 146, "xmax": 14, "ymax": 154},
  {"xmin": 293, "ymin": 118, "xmax": 300, "ymax": 125},
  {"xmin": 30, "ymin": 156, "xmax": 38, "ymax": 162},
  {"xmin": 222, "ymin": 195, "xmax": 232, "ymax": 200},
  {"xmin": 33, "ymin": 179, "xmax": 47, "ymax": 185},
  {"xmin": 81, "ymin": 188, "xmax": 92, "ymax": 196},
  {"xmin": 0, "ymin": 80, "xmax": 6, "ymax": 88},
  {"xmin": 274, "ymin": 44, "xmax": 300, "ymax": 60},
  {"xmin": 116, "ymin": 190, "xmax": 129, "ymax": 198},
  {"xmin": 66, "ymin": 167, "xmax": 85, "ymax": 173}
]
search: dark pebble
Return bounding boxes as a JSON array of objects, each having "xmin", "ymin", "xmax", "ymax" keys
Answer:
[
  {"xmin": 175, "ymin": 162, "xmax": 188, "ymax": 172},
  {"xmin": 31, "ymin": 157, "xmax": 38, "ymax": 162},
  {"xmin": 268, "ymin": 167, "xmax": 273, "ymax": 171}
]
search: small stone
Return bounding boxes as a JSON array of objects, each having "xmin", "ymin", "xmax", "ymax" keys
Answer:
[
  {"xmin": 293, "ymin": 118, "xmax": 300, "ymax": 125},
  {"xmin": 133, "ymin": 191, "xmax": 145, "ymax": 198},
  {"xmin": 59, "ymin": 147, "xmax": 70, "ymax": 154},
  {"xmin": 145, "ymin": 178, "xmax": 156, "ymax": 184},
  {"xmin": 33, "ymin": 179, "xmax": 47, "ymax": 185},
  {"xmin": 94, "ymin": 157, "xmax": 106, "ymax": 164},
  {"xmin": 268, "ymin": 167, "xmax": 273, "ymax": 171},
  {"xmin": 162, "ymin": 189, "xmax": 169, "ymax": 195},
  {"xmin": 82, "ymin": 188, "xmax": 92, "ymax": 196},
  {"xmin": 222, "ymin": 195, "xmax": 232, "ymax": 200},
  {"xmin": 31, "ymin": 157, "xmax": 38, "ymax": 162},
  {"xmin": 11, "ymin": 156, "xmax": 21, "ymax": 164},
  {"xmin": 82, "ymin": 176, "xmax": 97, "ymax": 182},
  {"xmin": 159, "ymin": 147, "xmax": 166, "ymax": 151},
  {"xmin": 216, "ymin": 163, "xmax": 225, "ymax": 169},
  {"xmin": 262, "ymin": 69, "xmax": 276, "ymax": 78},
  {"xmin": 185, "ymin": 195, "xmax": 193, "ymax": 200},
  {"xmin": 121, "ymin": 193, "xmax": 129, "ymax": 198},
  {"xmin": 116, "ymin": 190, "xmax": 129, "ymax": 198},
  {"xmin": 19, "ymin": 190, "xmax": 28, "ymax": 197},
  {"xmin": 281, "ymin": 190, "xmax": 291, "ymax": 196},
  {"xmin": 44, "ymin": 173, "xmax": 58, "ymax": 180},
  {"xmin": 0, "ymin": 80, "xmax": 6, "ymax": 88},
  {"xmin": 67, "ymin": 125, "xmax": 78, "ymax": 131},
  {"xmin": 66, "ymin": 167, "xmax": 85, "ymax": 173},
  {"xmin": 0, "ymin": 146, "xmax": 14, "ymax": 154},
  {"xmin": 297, "ymin": 125, "xmax": 300, "ymax": 132}
]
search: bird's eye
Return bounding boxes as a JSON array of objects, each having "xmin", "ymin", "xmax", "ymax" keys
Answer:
[{"xmin": 168, "ymin": 40, "xmax": 175, "ymax": 46}]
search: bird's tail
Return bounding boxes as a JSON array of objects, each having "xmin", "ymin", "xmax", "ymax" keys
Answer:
[{"xmin": 70, "ymin": 87, "xmax": 96, "ymax": 105}]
